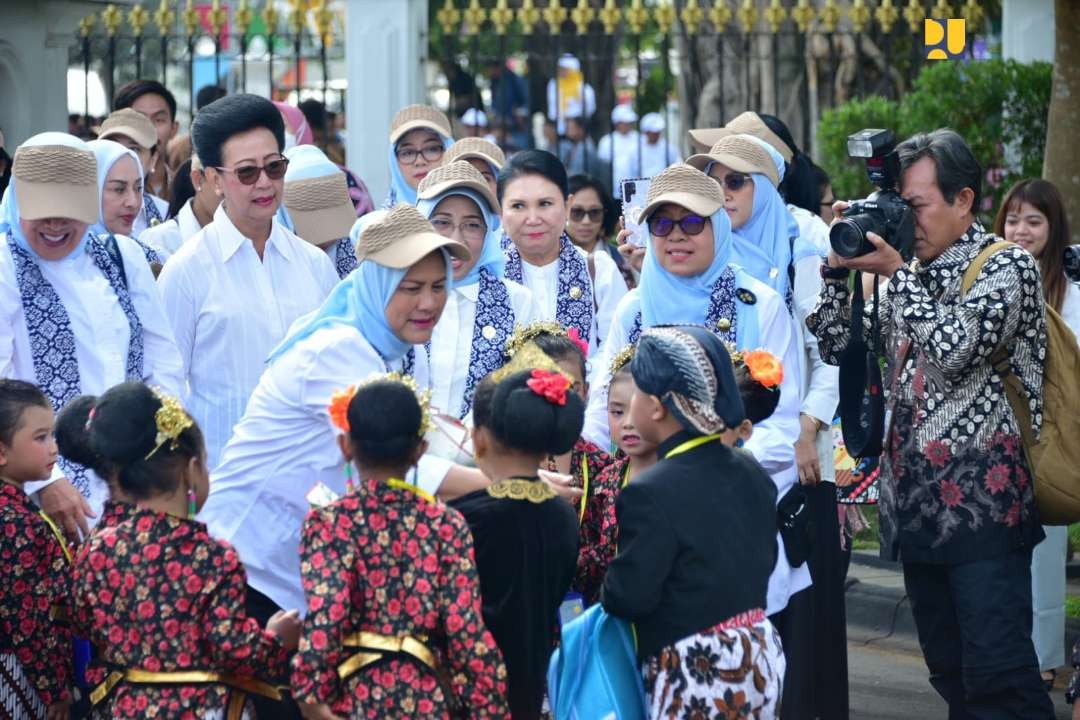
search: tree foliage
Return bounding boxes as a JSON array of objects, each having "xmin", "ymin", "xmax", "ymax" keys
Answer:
[{"xmin": 818, "ymin": 59, "xmax": 1052, "ymax": 218}]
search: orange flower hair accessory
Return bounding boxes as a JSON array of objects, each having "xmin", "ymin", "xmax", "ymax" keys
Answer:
[
  {"xmin": 741, "ymin": 349, "xmax": 784, "ymax": 390},
  {"xmin": 527, "ymin": 369, "xmax": 572, "ymax": 406},
  {"xmin": 328, "ymin": 385, "xmax": 357, "ymax": 432}
]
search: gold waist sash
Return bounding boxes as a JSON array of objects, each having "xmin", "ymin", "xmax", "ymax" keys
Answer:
[
  {"xmin": 337, "ymin": 631, "xmax": 438, "ymax": 680},
  {"xmin": 89, "ymin": 668, "xmax": 282, "ymax": 719}
]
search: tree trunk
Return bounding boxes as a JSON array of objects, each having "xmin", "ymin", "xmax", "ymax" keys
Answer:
[{"xmin": 1044, "ymin": 0, "xmax": 1080, "ymax": 245}]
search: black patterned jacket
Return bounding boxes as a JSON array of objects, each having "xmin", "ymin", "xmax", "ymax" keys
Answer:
[{"xmin": 807, "ymin": 223, "xmax": 1047, "ymax": 564}]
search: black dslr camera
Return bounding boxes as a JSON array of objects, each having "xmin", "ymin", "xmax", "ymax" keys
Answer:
[{"xmin": 829, "ymin": 129, "xmax": 916, "ymax": 261}]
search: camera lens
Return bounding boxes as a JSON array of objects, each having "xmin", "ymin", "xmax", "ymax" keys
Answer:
[{"xmin": 830, "ymin": 219, "xmax": 868, "ymax": 258}]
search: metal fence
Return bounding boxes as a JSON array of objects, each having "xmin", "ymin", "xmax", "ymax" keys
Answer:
[
  {"xmin": 430, "ymin": 0, "xmax": 987, "ymax": 158},
  {"xmin": 71, "ymin": 1, "xmax": 346, "ymax": 127}
]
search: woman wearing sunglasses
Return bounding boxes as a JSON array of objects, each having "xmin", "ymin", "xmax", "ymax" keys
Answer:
[
  {"xmin": 384, "ymin": 104, "xmax": 453, "ymax": 208},
  {"xmin": 499, "ymin": 150, "xmax": 628, "ymax": 355},
  {"xmin": 158, "ymin": 94, "xmax": 339, "ymax": 470},
  {"xmin": 417, "ymin": 161, "xmax": 540, "ymax": 420},
  {"xmin": 583, "ymin": 161, "xmax": 801, "ymax": 541}
]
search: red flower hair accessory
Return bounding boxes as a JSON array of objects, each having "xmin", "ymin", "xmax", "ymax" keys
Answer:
[
  {"xmin": 567, "ymin": 327, "xmax": 589, "ymax": 358},
  {"xmin": 527, "ymin": 369, "xmax": 571, "ymax": 406}
]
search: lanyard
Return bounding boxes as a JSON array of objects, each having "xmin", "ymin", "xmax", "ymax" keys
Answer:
[
  {"xmin": 386, "ymin": 478, "xmax": 436, "ymax": 504},
  {"xmin": 664, "ymin": 434, "xmax": 722, "ymax": 460},
  {"xmin": 576, "ymin": 454, "xmax": 589, "ymax": 525},
  {"xmin": 38, "ymin": 510, "xmax": 74, "ymax": 564}
]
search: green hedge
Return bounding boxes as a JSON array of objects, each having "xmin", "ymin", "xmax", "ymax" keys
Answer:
[{"xmin": 817, "ymin": 60, "xmax": 1053, "ymax": 218}]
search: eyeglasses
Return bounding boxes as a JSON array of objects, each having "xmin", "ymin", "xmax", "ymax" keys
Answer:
[
  {"xmin": 647, "ymin": 214, "xmax": 708, "ymax": 237},
  {"xmin": 430, "ymin": 217, "xmax": 488, "ymax": 241},
  {"xmin": 395, "ymin": 144, "xmax": 445, "ymax": 165},
  {"xmin": 711, "ymin": 172, "xmax": 752, "ymax": 193},
  {"xmin": 215, "ymin": 157, "xmax": 289, "ymax": 185},
  {"xmin": 569, "ymin": 207, "xmax": 604, "ymax": 223}
]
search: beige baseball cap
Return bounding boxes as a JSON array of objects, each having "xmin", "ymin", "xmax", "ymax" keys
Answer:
[
  {"xmin": 686, "ymin": 134, "xmax": 780, "ymax": 188},
  {"xmin": 284, "ymin": 172, "xmax": 358, "ymax": 247},
  {"xmin": 636, "ymin": 164, "xmax": 723, "ymax": 224},
  {"xmin": 97, "ymin": 108, "xmax": 157, "ymax": 150},
  {"xmin": 417, "ymin": 161, "xmax": 499, "ymax": 214},
  {"xmin": 687, "ymin": 112, "xmax": 793, "ymax": 163},
  {"xmin": 12, "ymin": 136, "xmax": 100, "ymax": 225},
  {"xmin": 389, "ymin": 105, "xmax": 452, "ymax": 145},
  {"xmin": 357, "ymin": 203, "xmax": 471, "ymax": 268},
  {"xmin": 444, "ymin": 136, "xmax": 506, "ymax": 171}
]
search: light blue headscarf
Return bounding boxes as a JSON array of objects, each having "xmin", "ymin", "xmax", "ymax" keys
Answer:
[
  {"xmin": 416, "ymin": 187, "xmax": 504, "ymax": 286},
  {"xmin": 0, "ymin": 132, "xmax": 99, "ymax": 259},
  {"xmin": 267, "ymin": 224, "xmax": 454, "ymax": 363},
  {"xmin": 385, "ymin": 132, "xmax": 454, "ymax": 207},
  {"xmin": 87, "ymin": 139, "xmax": 145, "ymax": 237},
  {"xmin": 638, "ymin": 208, "xmax": 734, "ymax": 327},
  {"xmin": 719, "ymin": 135, "xmax": 797, "ymax": 298}
]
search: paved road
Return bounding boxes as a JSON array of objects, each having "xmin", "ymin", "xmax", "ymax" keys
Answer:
[{"xmin": 848, "ymin": 638, "xmax": 1072, "ymax": 719}]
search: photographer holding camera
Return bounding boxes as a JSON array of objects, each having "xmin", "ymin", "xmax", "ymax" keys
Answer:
[{"xmin": 808, "ymin": 128, "xmax": 1052, "ymax": 717}]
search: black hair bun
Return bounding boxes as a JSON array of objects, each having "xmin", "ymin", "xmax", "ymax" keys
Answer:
[
  {"xmin": 88, "ymin": 383, "xmax": 162, "ymax": 467},
  {"xmin": 347, "ymin": 380, "xmax": 423, "ymax": 466},
  {"xmin": 490, "ymin": 369, "xmax": 584, "ymax": 456},
  {"xmin": 55, "ymin": 395, "xmax": 109, "ymax": 477}
]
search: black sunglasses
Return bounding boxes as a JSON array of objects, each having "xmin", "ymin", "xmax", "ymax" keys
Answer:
[
  {"xmin": 216, "ymin": 157, "xmax": 289, "ymax": 185},
  {"xmin": 713, "ymin": 172, "xmax": 752, "ymax": 193},
  {"xmin": 647, "ymin": 214, "xmax": 708, "ymax": 237},
  {"xmin": 569, "ymin": 207, "xmax": 604, "ymax": 223}
]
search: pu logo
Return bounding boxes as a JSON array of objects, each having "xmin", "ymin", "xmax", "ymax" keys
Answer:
[{"xmin": 924, "ymin": 18, "xmax": 966, "ymax": 60}]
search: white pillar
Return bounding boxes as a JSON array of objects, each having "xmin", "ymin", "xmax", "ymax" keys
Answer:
[
  {"xmin": 344, "ymin": 0, "xmax": 429, "ymax": 205},
  {"xmin": 1002, "ymin": 0, "xmax": 1054, "ymax": 62},
  {"xmin": 0, "ymin": 1, "xmax": 88, "ymax": 146}
]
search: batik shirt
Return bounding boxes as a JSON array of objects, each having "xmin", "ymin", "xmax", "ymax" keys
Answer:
[
  {"xmin": 574, "ymin": 455, "xmax": 629, "ymax": 605},
  {"xmin": 0, "ymin": 483, "xmax": 72, "ymax": 710},
  {"xmin": 807, "ymin": 223, "xmax": 1047, "ymax": 563},
  {"xmin": 71, "ymin": 507, "xmax": 290, "ymax": 718},
  {"xmin": 567, "ymin": 438, "xmax": 612, "ymax": 519},
  {"xmin": 290, "ymin": 477, "xmax": 510, "ymax": 718}
]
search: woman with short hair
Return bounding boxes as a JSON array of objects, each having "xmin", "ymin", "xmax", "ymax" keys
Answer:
[{"xmin": 157, "ymin": 93, "xmax": 339, "ymax": 470}]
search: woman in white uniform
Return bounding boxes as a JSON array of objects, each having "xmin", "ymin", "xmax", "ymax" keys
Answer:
[
  {"xmin": 417, "ymin": 160, "xmax": 538, "ymax": 419},
  {"xmin": 499, "ymin": 149, "xmax": 627, "ymax": 354},
  {"xmin": 157, "ymin": 94, "xmax": 339, "ymax": 470},
  {"xmin": 0, "ymin": 132, "xmax": 182, "ymax": 542}
]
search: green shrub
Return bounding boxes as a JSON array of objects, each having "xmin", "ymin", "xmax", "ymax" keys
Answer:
[
  {"xmin": 817, "ymin": 96, "xmax": 902, "ymax": 202},
  {"xmin": 817, "ymin": 59, "xmax": 1053, "ymax": 218}
]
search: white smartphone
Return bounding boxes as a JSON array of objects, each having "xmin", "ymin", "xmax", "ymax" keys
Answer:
[{"xmin": 620, "ymin": 176, "xmax": 652, "ymax": 247}]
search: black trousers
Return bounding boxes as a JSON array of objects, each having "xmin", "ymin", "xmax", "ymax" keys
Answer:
[
  {"xmin": 805, "ymin": 481, "xmax": 850, "ymax": 720},
  {"xmin": 771, "ymin": 586, "xmax": 815, "ymax": 719},
  {"xmin": 902, "ymin": 550, "xmax": 1054, "ymax": 720},
  {"xmin": 244, "ymin": 586, "xmax": 303, "ymax": 720}
]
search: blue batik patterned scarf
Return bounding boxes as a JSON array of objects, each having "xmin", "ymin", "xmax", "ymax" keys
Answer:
[
  {"xmin": 505, "ymin": 232, "xmax": 594, "ymax": 344},
  {"xmin": 6, "ymin": 234, "xmax": 145, "ymax": 495}
]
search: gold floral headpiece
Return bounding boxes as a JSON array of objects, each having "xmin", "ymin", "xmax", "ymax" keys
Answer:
[
  {"xmin": 145, "ymin": 388, "xmax": 194, "ymax": 460},
  {"xmin": 609, "ymin": 345, "xmax": 636, "ymax": 378},
  {"xmin": 491, "ymin": 342, "xmax": 569, "ymax": 384},
  {"xmin": 328, "ymin": 373, "xmax": 433, "ymax": 437},
  {"xmin": 504, "ymin": 321, "xmax": 566, "ymax": 359}
]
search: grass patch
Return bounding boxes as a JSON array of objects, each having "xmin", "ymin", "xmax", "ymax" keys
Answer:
[{"xmin": 850, "ymin": 505, "xmax": 880, "ymax": 551}]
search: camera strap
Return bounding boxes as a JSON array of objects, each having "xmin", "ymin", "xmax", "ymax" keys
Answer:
[{"xmin": 837, "ymin": 271, "xmax": 886, "ymax": 458}]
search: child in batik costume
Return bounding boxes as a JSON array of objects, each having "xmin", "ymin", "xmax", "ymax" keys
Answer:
[
  {"xmin": 601, "ymin": 326, "xmax": 785, "ymax": 719},
  {"xmin": 69, "ymin": 383, "xmax": 299, "ymax": 719},
  {"xmin": 0, "ymin": 380, "xmax": 72, "ymax": 720},
  {"xmin": 291, "ymin": 374, "xmax": 509, "ymax": 719}
]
